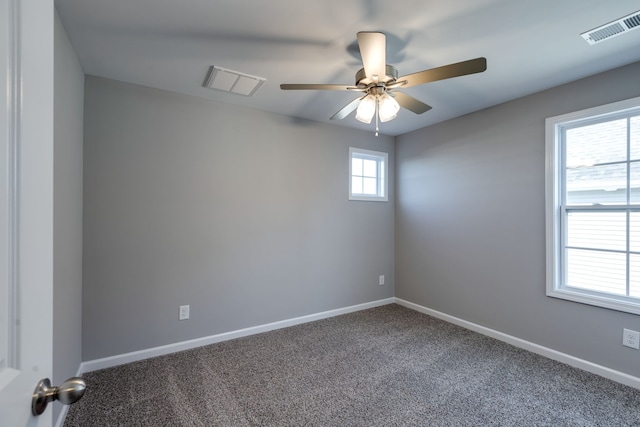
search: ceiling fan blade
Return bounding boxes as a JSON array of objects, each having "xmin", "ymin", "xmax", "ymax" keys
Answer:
[
  {"xmin": 357, "ymin": 32, "xmax": 386, "ymax": 80},
  {"xmin": 330, "ymin": 96, "xmax": 364, "ymax": 120},
  {"xmin": 280, "ymin": 84, "xmax": 354, "ymax": 91},
  {"xmin": 392, "ymin": 92, "xmax": 432, "ymax": 114},
  {"xmin": 399, "ymin": 57, "xmax": 487, "ymax": 88}
]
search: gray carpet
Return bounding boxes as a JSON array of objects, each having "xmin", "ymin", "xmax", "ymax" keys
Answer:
[{"xmin": 64, "ymin": 304, "xmax": 640, "ymax": 426}]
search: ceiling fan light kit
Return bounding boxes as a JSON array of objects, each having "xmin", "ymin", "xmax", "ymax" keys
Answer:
[
  {"xmin": 355, "ymin": 90, "xmax": 400, "ymax": 124},
  {"xmin": 355, "ymin": 95, "xmax": 376, "ymax": 124},
  {"xmin": 280, "ymin": 31, "xmax": 487, "ymax": 136},
  {"xmin": 378, "ymin": 93, "xmax": 400, "ymax": 122}
]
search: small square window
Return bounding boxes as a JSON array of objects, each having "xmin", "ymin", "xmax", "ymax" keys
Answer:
[{"xmin": 349, "ymin": 147, "xmax": 388, "ymax": 201}]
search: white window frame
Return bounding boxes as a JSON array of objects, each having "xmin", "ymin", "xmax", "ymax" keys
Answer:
[
  {"xmin": 546, "ymin": 95, "xmax": 640, "ymax": 315},
  {"xmin": 349, "ymin": 147, "xmax": 388, "ymax": 202}
]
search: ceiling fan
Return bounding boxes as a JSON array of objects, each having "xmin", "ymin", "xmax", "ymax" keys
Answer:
[{"xmin": 280, "ymin": 31, "xmax": 487, "ymax": 135}]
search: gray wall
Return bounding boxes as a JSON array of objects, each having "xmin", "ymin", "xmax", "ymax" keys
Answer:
[
  {"xmin": 53, "ymin": 10, "xmax": 84, "ymax": 421},
  {"xmin": 395, "ymin": 61, "xmax": 640, "ymax": 377},
  {"xmin": 82, "ymin": 77, "xmax": 394, "ymax": 360}
]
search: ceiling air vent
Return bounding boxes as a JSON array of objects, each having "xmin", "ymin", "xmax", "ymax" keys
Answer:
[
  {"xmin": 203, "ymin": 66, "xmax": 266, "ymax": 96},
  {"xmin": 581, "ymin": 10, "xmax": 640, "ymax": 45}
]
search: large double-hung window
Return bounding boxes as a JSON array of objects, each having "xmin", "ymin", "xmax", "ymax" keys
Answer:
[{"xmin": 546, "ymin": 96, "xmax": 640, "ymax": 314}]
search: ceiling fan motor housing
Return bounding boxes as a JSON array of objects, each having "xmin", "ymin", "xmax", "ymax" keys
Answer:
[{"xmin": 356, "ymin": 64, "xmax": 398, "ymax": 86}]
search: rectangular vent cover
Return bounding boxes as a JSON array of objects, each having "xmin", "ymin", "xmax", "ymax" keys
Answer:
[
  {"xmin": 582, "ymin": 10, "xmax": 640, "ymax": 45},
  {"xmin": 203, "ymin": 66, "xmax": 266, "ymax": 96}
]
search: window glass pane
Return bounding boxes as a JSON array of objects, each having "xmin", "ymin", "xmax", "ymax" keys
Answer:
[
  {"xmin": 567, "ymin": 211, "xmax": 626, "ymax": 251},
  {"xmin": 630, "ymin": 254, "xmax": 640, "ymax": 298},
  {"xmin": 363, "ymin": 159, "xmax": 377, "ymax": 178},
  {"xmin": 352, "ymin": 157, "xmax": 363, "ymax": 177},
  {"xmin": 566, "ymin": 249, "xmax": 626, "ymax": 295},
  {"xmin": 566, "ymin": 118, "xmax": 627, "ymax": 166},
  {"xmin": 565, "ymin": 163, "xmax": 627, "ymax": 205},
  {"xmin": 630, "ymin": 116, "xmax": 640, "ymax": 160},
  {"xmin": 351, "ymin": 177, "xmax": 363, "ymax": 194},
  {"xmin": 363, "ymin": 177, "xmax": 377, "ymax": 195},
  {"xmin": 631, "ymin": 212, "xmax": 640, "ymax": 253},
  {"xmin": 631, "ymin": 162, "xmax": 640, "ymax": 204}
]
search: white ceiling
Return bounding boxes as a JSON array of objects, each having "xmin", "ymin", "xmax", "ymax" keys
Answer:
[{"xmin": 55, "ymin": 0, "xmax": 640, "ymax": 136}]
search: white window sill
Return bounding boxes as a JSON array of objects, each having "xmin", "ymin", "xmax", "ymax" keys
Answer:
[{"xmin": 547, "ymin": 286, "xmax": 640, "ymax": 315}]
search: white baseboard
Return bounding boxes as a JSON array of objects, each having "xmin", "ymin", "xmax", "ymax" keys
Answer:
[
  {"xmin": 394, "ymin": 297, "xmax": 640, "ymax": 390},
  {"xmin": 79, "ymin": 298, "xmax": 395, "ymax": 374}
]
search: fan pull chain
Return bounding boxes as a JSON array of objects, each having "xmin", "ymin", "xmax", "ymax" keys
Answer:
[{"xmin": 375, "ymin": 96, "xmax": 379, "ymax": 137}]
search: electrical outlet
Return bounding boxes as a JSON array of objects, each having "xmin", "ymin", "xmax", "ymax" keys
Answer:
[
  {"xmin": 379, "ymin": 275, "xmax": 385, "ymax": 286},
  {"xmin": 179, "ymin": 305, "xmax": 190, "ymax": 321},
  {"xmin": 622, "ymin": 328, "xmax": 639, "ymax": 349}
]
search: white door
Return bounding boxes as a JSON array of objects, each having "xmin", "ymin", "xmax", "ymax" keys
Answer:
[{"xmin": 0, "ymin": 0, "xmax": 55, "ymax": 425}]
